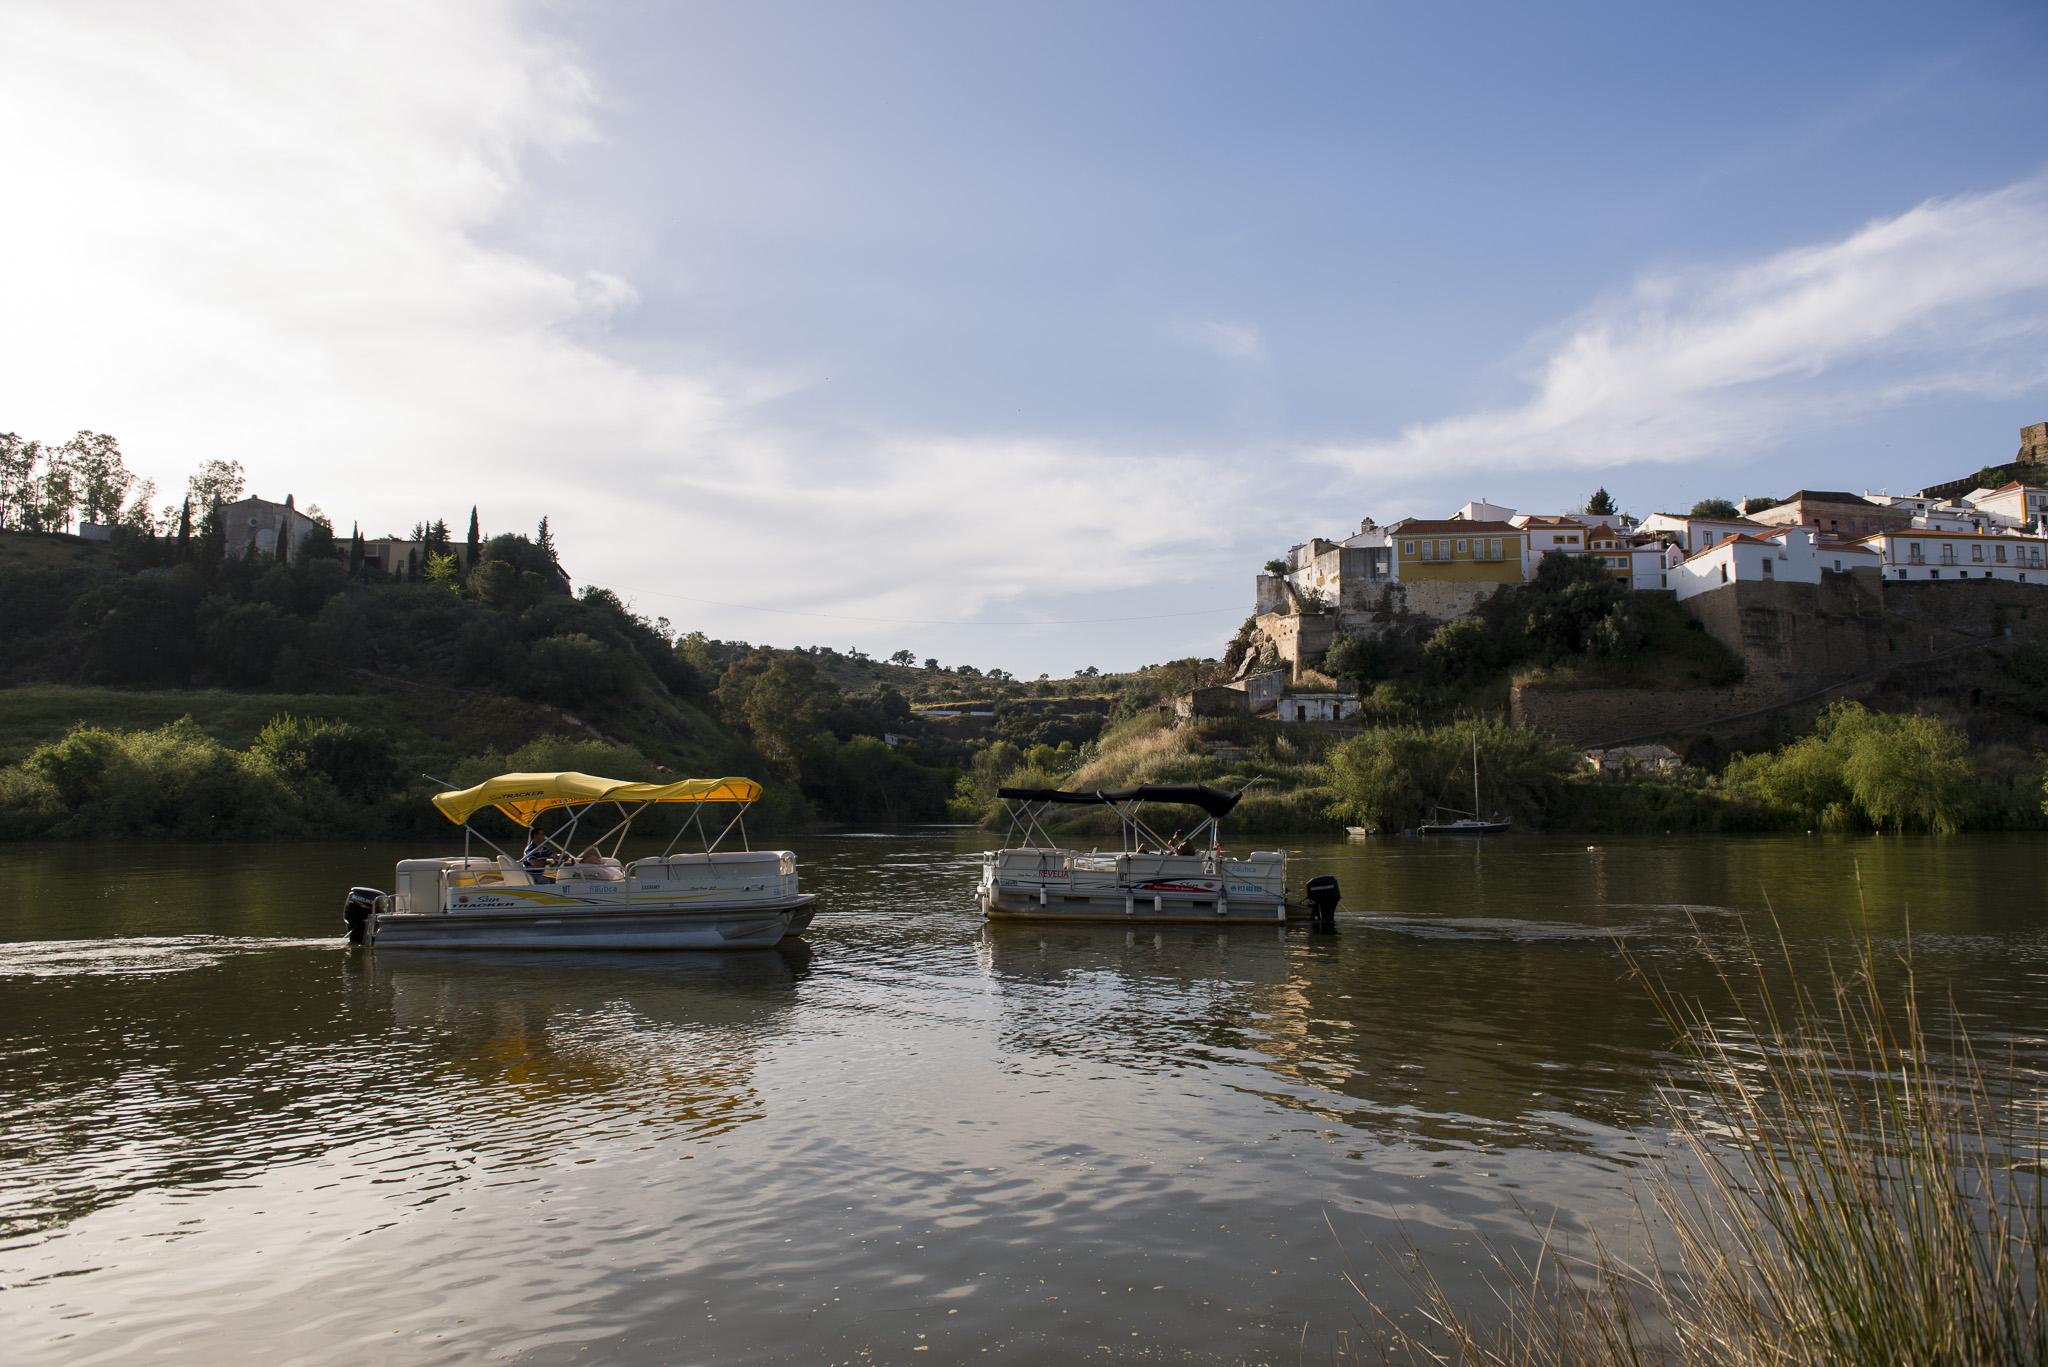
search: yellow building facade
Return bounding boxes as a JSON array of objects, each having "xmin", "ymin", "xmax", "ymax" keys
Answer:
[{"xmin": 1390, "ymin": 520, "xmax": 1528, "ymax": 584}]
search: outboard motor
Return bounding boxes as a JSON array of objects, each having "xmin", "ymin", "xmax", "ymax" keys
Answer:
[
  {"xmin": 343, "ymin": 887, "xmax": 382, "ymax": 945},
  {"xmin": 1304, "ymin": 874, "xmax": 1341, "ymax": 934}
]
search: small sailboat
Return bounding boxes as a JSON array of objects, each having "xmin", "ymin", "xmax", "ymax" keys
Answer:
[{"xmin": 1415, "ymin": 733, "xmax": 1512, "ymax": 836}]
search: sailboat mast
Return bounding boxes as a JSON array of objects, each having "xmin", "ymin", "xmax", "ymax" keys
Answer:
[{"xmin": 1472, "ymin": 730, "xmax": 1480, "ymax": 814}]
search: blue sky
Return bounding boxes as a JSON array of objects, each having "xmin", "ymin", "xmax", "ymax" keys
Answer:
[{"xmin": 3, "ymin": 1, "xmax": 2045, "ymax": 674}]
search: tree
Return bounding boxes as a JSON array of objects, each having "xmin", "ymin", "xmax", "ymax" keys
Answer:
[
  {"xmin": 422, "ymin": 518, "xmax": 452, "ymax": 558},
  {"xmin": 889, "ymin": 649, "xmax": 916, "ymax": 666},
  {"xmin": 348, "ymin": 522, "xmax": 363, "ymax": 573},
  {"xmin": 423, "ymin": 550, "xmax": 462, "ymax": 590},
  {"xmin": 186, "ymin": 458, "xmax": 245, "ymax": 509},
  {"xmin": 175, "ymin": 498, "xmax": 193, "ymax": 558},
  {"xmin": 1585, "ymin": 487, "xmax": 1617, "ymax": 516},
  {"xmin": 36, "ymin": 442, "xmax": 78, "ymax": 534},
  {"xmin": 923, "ymin": 658, "xmax": 939, "ymax": 671},
  {"xmin": 1077, "ymin": 665, "xmax": 1100, "ymax": 677},
  {"xmin": 1263, "ymin": 558, "xmax": 1289, "ymax": 575},
  {"xmin": 1690, "ymin": 497, "xmax": 1740, "ymax": 519},
  {"xmin": 536, "ymin": 516, "xmax": 559, "ymax": 566},
  {"xmin": 0, "ymin": 433, "xmax": 41, "ymax": 531},
  {"xmin": 64, "ymin": 431, "xmax": 131, "ymax": 525},
  {"xmin": 1741, "ymin": 495, "xmax": 1781, "ymax": 515},
  {"xmin": 122, "ymin": 477, "xmax": 159, "ymax": 534}
]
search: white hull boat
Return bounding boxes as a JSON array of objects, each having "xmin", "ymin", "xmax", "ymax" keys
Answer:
[
  {"xmin": 347, "ymin": 773, "xmax": 816, "ymax": 951},
  {"xmin": 978, "ymin": 783, "xmax": 1308, "ymax": 926}
]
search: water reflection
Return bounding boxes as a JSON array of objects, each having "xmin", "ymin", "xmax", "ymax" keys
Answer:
[
  {"xmin": 3, "ymin": 941, "xmax": 812, "ymax": 1246},
  {"xmin": 4, "ymin": 834, "xmax": 2047, "ymax": 1364}
]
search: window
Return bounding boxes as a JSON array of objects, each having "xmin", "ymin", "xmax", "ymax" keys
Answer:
[
  {"xmin": 1761, "ymin": 557, "xmax": 1774, "ymax": 577},
  {"xmin": 1930, "ymin": 569, "xmax": 1940, "ymax": 579},
  {"xmin": 1940, "ymin": 545, "xmax": 1956, "ymax": 564},
  {"xmin": 1402, "ymin": 540, "xmax": 1415, "ymax": 556},
  {"xmin": 1908, "ymin": 544, "xmax": 1924, "ymax": 564},
  {"xmin": 1972, "ymin": 544, "xmax": 1984, "ymax": 563},
  {"xmin": 1997, "ymin": 545, "xmax": 2008, "ymax": 563},
  {"xmin": 1703, "ymin": 531, "xmax": 1718, "ymax": 546},
  {"xmin": 1490, "ymin": 538, "xmax": 1503, "ymax": 559},
  {"xmin": 1456, "ymin": 539, "xmax": 1468, "ymax": 555},
  {"xmin": 1437, "ymin": 539, "xmax": 1450, "ymax": 559},
  {"xmin": 1719, "ymin": 564, "xmax": 1729, "ymax": 584}
]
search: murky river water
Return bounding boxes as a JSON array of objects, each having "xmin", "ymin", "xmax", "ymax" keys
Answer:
[{"xmin": 3, "ymin": 832, "xmax": 2045, "ymax": 1363}]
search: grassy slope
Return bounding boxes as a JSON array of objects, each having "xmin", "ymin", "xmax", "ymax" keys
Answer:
[
  {"xmin": 0, "ymin": 682, "xmax": 591, "ymax": 770},
  {"xmin": 999, "ymin": 713, "xmax": 1344, "ymax": 834}
]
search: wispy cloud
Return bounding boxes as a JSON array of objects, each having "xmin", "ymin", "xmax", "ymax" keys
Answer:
[
  {"xmin": 1314, "ymin": 177, "xmax": 2048, "ymax": 476},
  {"xmin": 0, "ymin": 1, "xmax": 1241, "ymax": 652},
  {"xmin": 1170, "ymin": 317, "xmax": 1267, "ymax": 363}
]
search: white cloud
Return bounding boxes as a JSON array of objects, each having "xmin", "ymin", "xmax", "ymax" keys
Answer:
[
  {"xmin": 0, "ymin": 1, "xmax": 1242, "ymax": 662},
  {"xmin": 1170, "ymin": 317, "xmax": 1267, "ymax": 363},
  {"xmin": 1314, "ymin": 177, "xmax": 2048, "ymax": 477}
]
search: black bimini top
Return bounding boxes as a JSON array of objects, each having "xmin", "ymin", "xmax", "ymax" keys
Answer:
[{"xmin": 996, "ymin": 784, "xmax": 1242, "ymax": 819}]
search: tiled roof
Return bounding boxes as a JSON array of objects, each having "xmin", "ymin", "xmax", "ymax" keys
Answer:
[{"xmin": 1394, "ymin": 519, "xmax": 1521, "ymax": 534}]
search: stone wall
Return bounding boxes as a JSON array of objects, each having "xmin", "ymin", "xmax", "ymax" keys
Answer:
[
  {"xmin": 1253, "ymin": 610, "xmax": 1336, "ymax": 682},
  {"xmin": 1517, "ymin": 577, "xmax": 2047, "ymax": 749}
]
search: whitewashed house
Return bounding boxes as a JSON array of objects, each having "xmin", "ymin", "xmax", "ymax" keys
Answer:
[
  {"xmin": 1859, "ymin": 529, "xmax": 2048, "ymax": 583},
  {"xmin": 1963, "ymin": 482, "xmax": 2048, "ymax": 532},
  {"xmin": 1669, "ymin": 527, "xmax": 1821, "ymax": 601},
  {"xmin": 1636, "ymin": 512, "xmax": 1771, "ymax": 555}
]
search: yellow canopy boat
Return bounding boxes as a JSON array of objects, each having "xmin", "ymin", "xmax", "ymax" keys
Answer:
[{"xmin": 344, "ymin": 772, "xmax": 814, "ymax": 951}]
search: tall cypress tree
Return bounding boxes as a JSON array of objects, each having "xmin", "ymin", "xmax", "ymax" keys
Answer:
[
  {"xmin": 349, "ymin": 521, "xmax": 364, "ymax": 574},
  {"xmin": 175, "ymin": 497, "xmax": 192, "ymax": 559},
  {"xmin": 466, "ymin": 506, "xmax": 481, "ymax": 566}
]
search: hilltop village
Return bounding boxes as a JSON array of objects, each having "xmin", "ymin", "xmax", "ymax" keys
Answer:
[{"xmin": 1214, "ymin": 420, "xmax": 2048, "ymax": 746}]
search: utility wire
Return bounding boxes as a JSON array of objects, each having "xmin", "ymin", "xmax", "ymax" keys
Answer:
[{"xmin": 611, "ymin": 584, "xmax": 1242, "ymax": 628}]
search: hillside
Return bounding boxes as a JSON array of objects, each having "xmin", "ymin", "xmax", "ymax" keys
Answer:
[{"xmin": 0, "ymin": 527, "xmax": 988, "ymax": 836}]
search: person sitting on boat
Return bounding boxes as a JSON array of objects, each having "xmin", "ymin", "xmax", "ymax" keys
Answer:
[
  {"xmin": 575, "ymin": 845, "xmax": 623, "ymax": 880},
  {"xmin": 522, "ymin": 830, "xmax": 555, "ymax": 883},
  {"xmin": 1165, "ymin": 829, "xmax": 1191, "ymax": 856}
]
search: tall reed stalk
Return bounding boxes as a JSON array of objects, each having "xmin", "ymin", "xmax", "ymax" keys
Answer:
[{"xmin": 1343, "ymin": 919, "xmax": 2048, "ymax": 1365}]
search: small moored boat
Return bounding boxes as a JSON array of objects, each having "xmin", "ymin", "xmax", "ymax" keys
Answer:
[
  {"xmin": 978, "ymin": 783, "xmax": 1303, "ymax": 925},
  {"xmin": 344, "ymin": 772, "xmax": 816, "ymax": 950},
  {"xmin": 1415, "ymin": 733, "xmax": 1512, "ymax": 836}
]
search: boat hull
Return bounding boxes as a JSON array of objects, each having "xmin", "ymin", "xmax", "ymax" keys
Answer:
[
  {"xmin": 978, "ymin": 847, "xmax": 1298, "ymax": 926},
  {"xmin": 368, "ymin": 895, "xmax": 816, "ymax": 950},
  {"xmin": 982, "ymin": 889, "xmax": 1298, "ymax": 925}
]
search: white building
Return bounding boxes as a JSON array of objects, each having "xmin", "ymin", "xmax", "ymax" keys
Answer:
[
  {"xmin": 1963, "ymin": 482, "xmax": 2048, "ymax": 532},
  {"xmin": 1274, "ymin": 691, "xmax": 1361, "ymax": 723},
  {"xmin": 1512, "ymin": 514, "xmax": 1588, "ymax": 568},
  {"xmin": 1636, "ymin": 512, "xmax": 1772, "ymax": 555},
  {"xmin": 1630, "ymin": 541, "xmax": 1679, "ymax": 591},
  {"xmin": 1452, "ymin": 499, "xmax": 1518, "ymax": 523},
  {"xmin": 1671, "ymin": 528, "xmax": 1835, "ymax": 602},
  {"xmin": 1859, "ymin": 529, "xmax": 2048, "ymax": 583}
]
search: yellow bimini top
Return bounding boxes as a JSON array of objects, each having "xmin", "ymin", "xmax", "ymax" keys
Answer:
[{"xmin": 430, "ymin": 772, "xmax": 763, "ymax": 828}]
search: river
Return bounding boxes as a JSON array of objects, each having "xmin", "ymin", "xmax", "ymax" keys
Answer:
[{"xmin": 3, "ymin": 832, "xmax": 2043, "ymax": 1363}]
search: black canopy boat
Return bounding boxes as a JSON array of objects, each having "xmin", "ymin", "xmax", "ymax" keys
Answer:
[{"xmin": 977, "ymin": 782, "xmax": 1303, "ymax": 924}]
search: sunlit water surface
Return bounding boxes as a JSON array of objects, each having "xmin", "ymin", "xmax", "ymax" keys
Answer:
[{"xmin": 3, "ymin": 832, "xmax": 2045, "ymax": 1363}]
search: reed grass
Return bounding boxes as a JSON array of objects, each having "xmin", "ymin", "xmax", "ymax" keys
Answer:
[{"xmin": 1340, "ymin": 917, "xmax": 2048, "ymax": 1365}]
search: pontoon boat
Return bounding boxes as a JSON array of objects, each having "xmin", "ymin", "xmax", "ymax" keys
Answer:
[
  {"xmin": 344, "ymin": 772, "xmax": 816, "ymax": 950},
  {"xmin": 978, "ymin": 784, "xmax": 1301, "ymax": 925}
]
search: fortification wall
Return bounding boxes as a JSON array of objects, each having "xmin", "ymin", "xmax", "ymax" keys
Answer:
[{"xmin": 1519, "ymin": 578, "xmax": 2047, "ymax": 748}]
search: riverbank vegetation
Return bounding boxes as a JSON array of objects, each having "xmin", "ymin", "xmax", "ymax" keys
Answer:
[{"xmin": 1346, "ymin": 932, "xmax": 2047, "ymax": 1364}]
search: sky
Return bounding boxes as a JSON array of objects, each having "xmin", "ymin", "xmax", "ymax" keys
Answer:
[{"xmin": 3, "ymin": 0, "xmax": 2046, "ymax": 676}]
